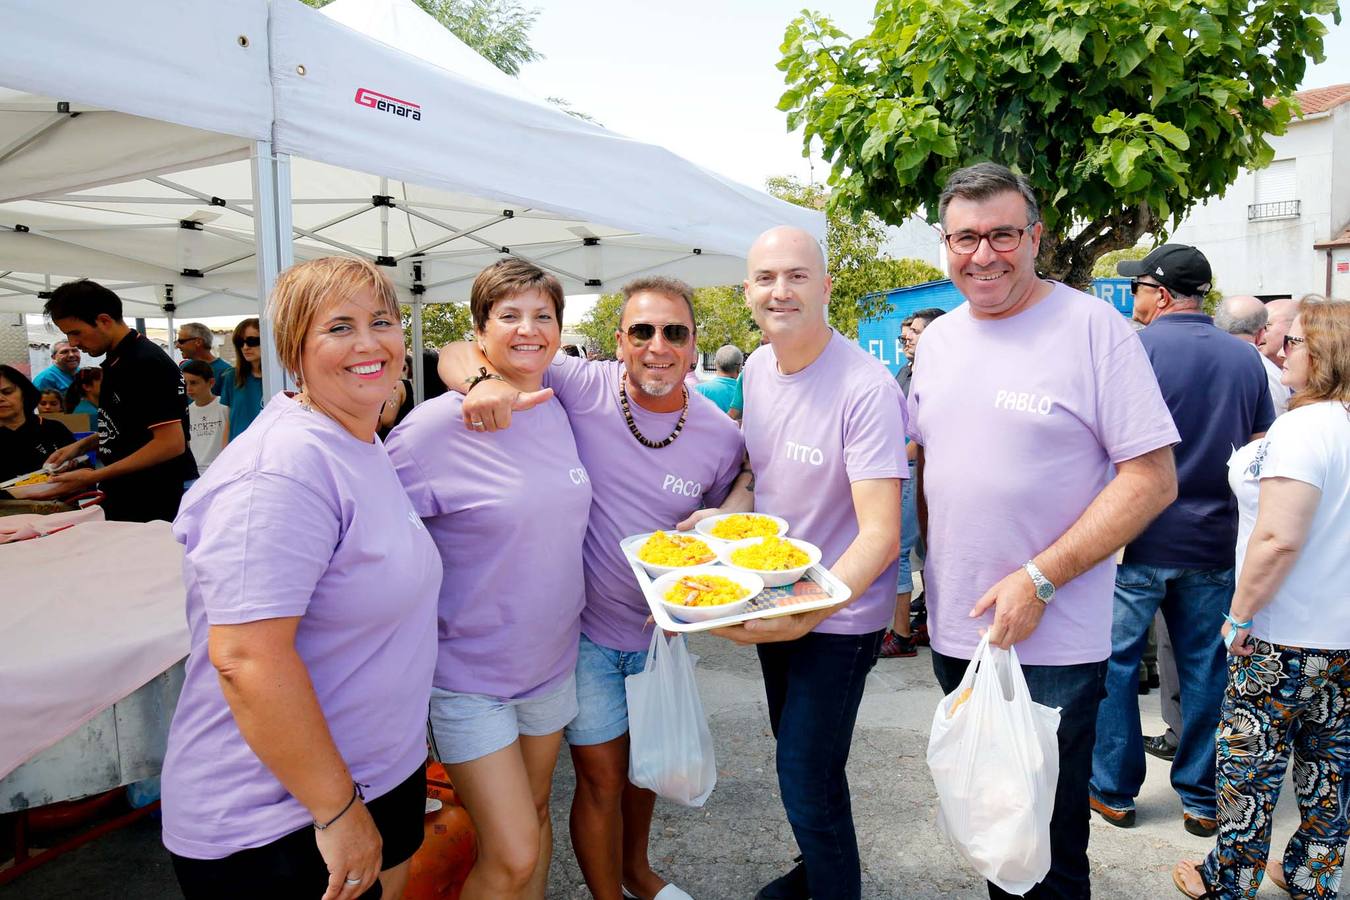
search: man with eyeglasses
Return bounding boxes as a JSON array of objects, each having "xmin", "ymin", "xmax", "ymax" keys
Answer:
[
  {"xmin": 437, "ymin": 276, "xmax": 743, "ymax": 900},
  {"xmin": 907, "ymin": 162, "xmax": 1179, "ymax": 899},
  {"xmin": 175, "ymin": 322, "xmax": 233, "ymax": 396},
  {"xmin": 1089, "ymin": 244, "xmax": 1274, "ymax": 840}
]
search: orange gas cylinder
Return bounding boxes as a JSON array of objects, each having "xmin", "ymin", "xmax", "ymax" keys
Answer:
[{"xmin": 404, "ymin": 762, "xmax": 477, "ymax": 900}]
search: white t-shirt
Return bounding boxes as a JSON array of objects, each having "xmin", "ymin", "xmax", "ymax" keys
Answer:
[
  {"xmin": 1228, "ymin": 400, "xmax": 1350, "ymax": 648},
  {"xmin": 187, "ymin": 398, "xmax": 228, "ymax": 474},
  {"xmin": 1259, "ymin": 353, "xmax": 1290, "ymax": 416}
]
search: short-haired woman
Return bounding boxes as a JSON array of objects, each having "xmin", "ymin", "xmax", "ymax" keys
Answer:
[
  {"xmin": 220, "ymin": 317, "xmax": 264, "ymax": 438},
  {"xmin": 0, "ymin": 365, "xmax": 74, "ymax": 485},
  {"xmin": 1174, "ymin": 298, "xmax": 1350, "ymax": 899},
  {"xmin": 161, "ymin": 257, "xmax": 443, "ymax": 900},
  {"xmin": 385, "ymin": 259, "xmax": 591, "ymax": 900}
]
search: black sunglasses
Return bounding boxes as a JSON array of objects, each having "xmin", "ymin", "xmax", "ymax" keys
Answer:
[
  {"xmin": 625, "ymin": 322, "xmax": 691, "ymax": 347},
  {"xmin": 1129, "ymin": 278, "xmax": 1165, "ymax": 296},
  {"xmin": 240, "ymin": 336, "xmax": 262, "ymax": 348}
]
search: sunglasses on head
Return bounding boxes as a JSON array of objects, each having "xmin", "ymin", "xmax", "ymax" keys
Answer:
[
  {"xmin": 625, "ymin": 322, "xmax": 691, "ymax": 347},
  {"xmin": 240, "ymin": 336, "xmax": 261, "ymax": 348}
]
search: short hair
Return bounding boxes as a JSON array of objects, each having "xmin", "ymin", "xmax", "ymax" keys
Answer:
[
  {"xmin": 618, "ymin": 276, "xmax": 696, "ymax": 329},
  {"xmin": 0, "ymin": 365, "xmax": 40, "ymax": 419},
  {"xmin": 180, "ymin": 359, "xmax": 216, "ymax": 382},
  {"xmin": 901, "ymin": 315, "xmax": 916, "ymax": 327},
  {"xmin": 44, "ymin": 279, "xmax": 123, "ymax": 326},
  {"xmin": 1214, "ymin": 298, "xmax": 1268, "ymax": 336},
  {"xmin": 938, "ymin": 163, "xmax": 1040, "ymax": 229},
  {"xmin": 180, "ymin": 322, "xmax": 214, "ymax": 349},
  {"xmin": 1290, "ymin": 298, "xmax": 1350, "ymax": 412},
  {"xmin": 713, "ymin": 344, "xmax": 744, "ymax": 372},
  {"xmin": 269, "ymin": 257, "xmax": 401, "ymax": 385},
  {"xmin": 469, "ymin": 259, "xmax": 565, "ymax": 332},
  {"xmin": 50, "ymin": 340, "xmax": 72, "ymax": 358},
  {"xmin": 911, "ymin": 307, "xmax": 948, "ymax": 326},
  {"xmin": 38, "ymin": 388, "xmax": 64, "ymax": 407}
]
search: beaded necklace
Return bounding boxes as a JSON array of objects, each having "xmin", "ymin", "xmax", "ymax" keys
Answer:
[{"xmin": 619, "ymin": 370, "xmax": 687, "ymax": 449}]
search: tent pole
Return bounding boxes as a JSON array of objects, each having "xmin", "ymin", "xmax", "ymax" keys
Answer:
[
  {"xmin": 163, "ymin": 284, "xmax": 176, "ymax": 361},
  {"xmin": 411, "ymin": 262, "xmax": 425, "ymax": 405},
  {"xmin": 250, "ymin": 140, "xmax": 293, "ymax": 397}
]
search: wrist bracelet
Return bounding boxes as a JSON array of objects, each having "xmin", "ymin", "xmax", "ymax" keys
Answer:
[
  {"xmin": 1224, "ymin": 612, "xmax": 1253, "ymax": 630},
  {"xmin": 465, "ymin": 367, "xmax": 505, "ymax": 393},
  {"xmin": 313, "ymin": 782, "xmax": 363, "ymax": 831}
]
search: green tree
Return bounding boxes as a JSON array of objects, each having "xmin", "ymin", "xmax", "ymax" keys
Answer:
[
  {"xmin": 299, "ymin": 0, "xmax": 542, "ymax": 76},
  {"xmin": 779, "ymin": 0, "xmax": 1339, "ymax": 289},
  {"xmin": 402, "ymin": 302, "xmax": 474, "ymax": 351},
  {"xmin": 765, "ymin": 176, "xmax": 944, "ymax": 336}
]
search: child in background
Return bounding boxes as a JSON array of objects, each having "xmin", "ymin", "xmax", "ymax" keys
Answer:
[
  {"xmin": 181, "ymin": 360, "xmax": 228, "ymax": 475},
  {"xmin": 37, "ymin": 389, "xmax": 64, "ymax": 415}
]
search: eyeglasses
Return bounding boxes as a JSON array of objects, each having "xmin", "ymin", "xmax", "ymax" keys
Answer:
[
  {"xmin": 1283, "ymin": 335, "xmax": 1306, "ymax": 352},
  {"xmin": 942, "ymin": 224, "xmax": 1037, "ymax": 255},
  {"xmin": 1129, "ymin": 279, "xmax": 1165, "ymax": 296},
  {"xmin": 240, "ymin": 336, "xmax": 261, "ymax": 348},
  {"xmin": 625, "ymin": 322, "xmax": 692, "ymax": 347}
]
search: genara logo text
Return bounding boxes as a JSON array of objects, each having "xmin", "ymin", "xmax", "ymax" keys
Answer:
[{"xmin": 354, "ymin": 88, "xmax": 422, "ymax": 122}]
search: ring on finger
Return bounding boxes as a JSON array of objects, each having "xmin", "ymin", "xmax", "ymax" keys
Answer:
[{"xmin": 345, "ymin": 876, "xmax": 362, "ymax": 885}]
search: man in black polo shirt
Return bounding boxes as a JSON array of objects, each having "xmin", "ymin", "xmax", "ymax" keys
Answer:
[
  {"xmin": 1089, "ymin": 244, "xmax": 1274, "ymax": 837},
  {"xmin": 36, "ymin": 279, "xmax": 196, "ymax": 522}
]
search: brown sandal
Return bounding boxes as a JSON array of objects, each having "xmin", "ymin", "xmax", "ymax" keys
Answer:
[{"xmin": 1172, "ymin": 860, "xmax": 1221, "ymax": 899}]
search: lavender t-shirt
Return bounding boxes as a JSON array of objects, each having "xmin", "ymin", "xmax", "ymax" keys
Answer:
[
  {"xmin": 386, "ymin": 392, "xmax": 592, "ymax": 698},
  {"xmin": 908, "ymin": 283, "xmax": 1179, "ymax": 665},
  {"xmin": 741, "ymin": 331, "xmax": 908, "ymax": 636},
  {"xmin": 162, "ymin": 395, "xmax": 442, "ymax": 859},
  {"xmin": 544, "ymin": 358, "xmax": 744, "ymax": 652}
]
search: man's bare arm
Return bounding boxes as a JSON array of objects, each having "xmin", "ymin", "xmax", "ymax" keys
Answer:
[{"xmin": 434, "ymin": 341, "xmax": 552, "ymax": 432}]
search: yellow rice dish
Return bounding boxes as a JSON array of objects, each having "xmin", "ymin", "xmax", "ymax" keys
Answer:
[
  {"xmin": 730, "ymin": 536, "xmax": 809, "ymax": 571},
  {"xmin": 637, "ymin": 531, "xmax": 715, "ymax": 567},
  {"xmin": 8, "ymin": 470, "xmax": 51, "ymax": 487},
  {"xmin": 664, "ymin": 575, "xmax": 751, "ymax": 608},
  {"xmin": 708, "ymin": 514, "xmax": 781, "ymax": 540}
]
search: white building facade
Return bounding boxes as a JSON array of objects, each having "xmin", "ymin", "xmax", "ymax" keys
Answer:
[{"xmin": 1169, "ymin": 84, "xmax": 1350, "ymax": 300}]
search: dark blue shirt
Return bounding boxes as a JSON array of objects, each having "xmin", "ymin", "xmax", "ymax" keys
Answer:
[{"xmin": 1124, "ymin": 313, "xmax": 1274, "ymax": 568}]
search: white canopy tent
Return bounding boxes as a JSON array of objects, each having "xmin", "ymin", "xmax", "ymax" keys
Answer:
[{"xmin": 1, "ymin": 0, "xmax": 821, "ymax": 399}]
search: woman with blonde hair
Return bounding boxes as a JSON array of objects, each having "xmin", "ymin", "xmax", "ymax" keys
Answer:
[
  {"xmin": 1174, "ymin": 299, "xmax": 1350, "ymax": 899},
  {"xmin": 220, "ymin": 316, "xmax": 265, "ymax": 437},
  {"xmin": 160, "ymin": 257, "xmax": 442, "ymax": 900}
]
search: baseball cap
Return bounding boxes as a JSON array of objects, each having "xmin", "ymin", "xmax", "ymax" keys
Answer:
[{"xmin": 1117, "ymin": 244, "xmax": 1212, "ymax": 296}]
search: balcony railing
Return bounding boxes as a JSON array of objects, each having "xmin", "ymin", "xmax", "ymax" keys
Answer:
[{"xmin": 1248, "ymin": 200, "xmax": 1301, "ymax": 221}]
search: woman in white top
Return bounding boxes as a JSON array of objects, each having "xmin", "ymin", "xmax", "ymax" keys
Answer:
[{"xmin": 1174, "ymin": 299, "xmax": 1350, "ymax": 900}]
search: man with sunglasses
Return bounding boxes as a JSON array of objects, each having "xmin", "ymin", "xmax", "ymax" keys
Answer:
[
  {"xmin": 907, "ymin": 163, "xmax": 1179, "ymax": 899},
  {"xmin": 437, "ymin": 276, "xmax": 744, "ymax": 900},
  {"xmin": 1089, "ymin": 244, "xmax": 1274, "ymax": 840},
  {"xmin": 175, "ymin": 322, "xmax": 233, "ymax": 396},
  {"xmin": 36, "ymin": 279, "xmax": 196, "ymax": 522}
]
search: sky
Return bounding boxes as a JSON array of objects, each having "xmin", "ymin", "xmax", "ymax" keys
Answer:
[{"xmin": 519, "ymin": 3, "xmax": 1350, "ymax": 194}]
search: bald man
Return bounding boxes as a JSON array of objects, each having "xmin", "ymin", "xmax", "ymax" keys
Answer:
[
  {"xmin": 1215, "ymin": 296, "xmax": 1290, "ymax": 415},
  {"xmin": 1260, "ymin": 298, "xmax": 1300, "ymax": 369},
  {"xmin": 687, "ymin": 225, "xmax": 905, "ymax": 900}
]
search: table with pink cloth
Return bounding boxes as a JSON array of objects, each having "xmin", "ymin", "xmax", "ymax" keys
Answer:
[{"xmin": 0, "ymin": 520, "xmax": 189, "ymax": 803}]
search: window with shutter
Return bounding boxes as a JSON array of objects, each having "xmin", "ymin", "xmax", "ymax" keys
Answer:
[{"xmin": 1250, "ymin": 160, "xmax": 1299, "ymax": 220}]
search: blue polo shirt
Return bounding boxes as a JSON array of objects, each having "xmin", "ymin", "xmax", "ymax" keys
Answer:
[
  {"xmin": 1124, "ymin": 313, "xmax": 1274, "ymax": 569},
  {"xmin": 694, "ymin": 375, "xmax": 742, "ymax": 415}
]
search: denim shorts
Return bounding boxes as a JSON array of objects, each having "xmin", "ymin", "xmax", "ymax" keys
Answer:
[
  {"xmin": 563, "ymin": 633, "xmax": 651, "ymax": 747},
  {"xmin": 428, "ymin": 674, "xmax": 578, "ymax": 765},
  {"xmin": 897, "ymin": 460, "xmax": 918, "ymax": 593}
]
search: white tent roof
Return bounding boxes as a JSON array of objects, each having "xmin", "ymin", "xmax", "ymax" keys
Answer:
[{"xmin": 0, "ymin": 0, "xmax": 820, "ymax": 318}]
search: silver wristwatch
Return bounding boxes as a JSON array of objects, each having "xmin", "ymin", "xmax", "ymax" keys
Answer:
[{"xmin": 1024, "ymin": 561, "xmax": 1056, "ymax": 604}]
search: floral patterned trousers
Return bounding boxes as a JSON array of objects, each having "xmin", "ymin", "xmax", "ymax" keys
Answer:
[{"xmin": 1202, "ymin": 638, "xmax": 1349, "ymax": 898}]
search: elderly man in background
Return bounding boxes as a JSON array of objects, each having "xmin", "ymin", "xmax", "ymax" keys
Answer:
[
  {"xmin": 1215, "ymin": 295, "xmax": 1290, "ymax": 415},
  {"xmin": 694, "ymin": 344, "xmax": 744, "ymax": 420},
  {"xmin": 908, "ymin": 163, "xmax": 1179, "ymax": 899},
  {"xmin": 175, "ymin": 322, "xmax": 234, "ymax": 396},
  {"xmin": 1259, "ymin": 297, "xmax": 1300, "ymax": 372},
  {"xmin": 31, "ymin": 340, "xmax": 82, "ymax": 393}
]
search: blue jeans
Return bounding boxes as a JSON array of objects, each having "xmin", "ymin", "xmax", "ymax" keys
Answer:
[
  {"xmin": 758, "ymin": 629, "xmax": 884, "ymax": 900},
  {"xmin": 1090, "ymin": 564, "xmax": 1233, "ymax": 819},
  {"xmin": 933, "ymin": 650, "xmax": 1107, "ymax": 900},
  {"xmin": 897, "ymin": 460, "xmax": 918, "ymax": 593}
]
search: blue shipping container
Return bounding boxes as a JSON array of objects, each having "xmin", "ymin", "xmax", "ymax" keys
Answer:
[{"xmin": 857, "ymin": 277, "xmax": 1134, "ymax": 374}]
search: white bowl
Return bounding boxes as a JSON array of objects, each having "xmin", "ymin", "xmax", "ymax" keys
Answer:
[
  {"xmin": 717, "ymin": 537, "xmax": 822, "ymax": 588},
  {"xmin": 652, "ymin": 565, "xmax": 765, "ymax": 623},
  {"xmin": 693, "ymin": 512, "xmax": 789, "ymax": 542},
  {"xmin": 623, "ymin": 531, "xmax": 721, "ymax": 579}
]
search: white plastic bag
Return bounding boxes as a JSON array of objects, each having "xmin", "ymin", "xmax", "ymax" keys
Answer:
[
  {"xmin": 626, "ymin": 631, "xmax": 718, "ymax": 807},
  {"xmin": 926, "ymin": 634, "xmax": 1061, "ymax": 895}
]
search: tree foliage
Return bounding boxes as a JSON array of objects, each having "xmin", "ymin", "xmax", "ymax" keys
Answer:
[
  {"xmin": 765, "ymin": 176, "xmax": 944, "ymax": 336},
  {"xmin": 299, "ymin": 0, "xmax": 542, "ymax": 76},
  {"xmin": 779, "ymin": 0, "xmax": 1340, "ymax": 288},
  {"xmin": 402, "ymin": 302, "xmax": 474, "ymax": 351}
]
